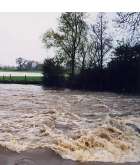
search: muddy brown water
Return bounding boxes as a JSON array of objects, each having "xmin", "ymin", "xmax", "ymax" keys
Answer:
[
  {"xmin": 0, "ymin": 84, "xmax": 140, "ymax": 164},
  {"xmin": 0, "ymin": 148, "xmax": 139, "ymax": 165}
]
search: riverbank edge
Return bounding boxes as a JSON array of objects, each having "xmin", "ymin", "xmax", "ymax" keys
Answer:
[{"xmin": 0, "ymin": 81, "xmax": 42, "ymax": 85}]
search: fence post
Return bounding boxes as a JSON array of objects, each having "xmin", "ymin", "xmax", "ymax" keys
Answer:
[
  {"xmin": 3, "ymin": 75, "xmax": 4, "ymax": 81},
  {"xmin": 10, "ymin": 74, "xmax": 12, "ymax": 81},
  {"xmin": 25, "ymin": 74, "xmax": 27, "ymax": 82}
]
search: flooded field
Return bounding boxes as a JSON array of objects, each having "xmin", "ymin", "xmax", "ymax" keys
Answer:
[
  {"xmin": 0, "ymin": 71, "xmax": 42, "ymax": 77},
  {"xmin": 0, "ymin": 84, "xmax": 140, "ymax": 163}
]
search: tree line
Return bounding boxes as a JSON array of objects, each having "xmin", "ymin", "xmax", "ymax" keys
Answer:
[
  {"xmin": 42, "ymin": 12, "xmax": 140, "ymax": 93},
  {"xmin": 16, "ymin": 57, "xmax": 42, "ymax": 71}
]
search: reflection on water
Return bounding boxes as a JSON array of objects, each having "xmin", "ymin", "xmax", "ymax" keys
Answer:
[{"xmin": 0, "ymin": 84, "xmax": 140, "ymax": 162}]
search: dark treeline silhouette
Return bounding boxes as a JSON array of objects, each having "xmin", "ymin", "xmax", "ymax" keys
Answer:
[
  {"xmin": 42, "ymin": 58, "xmax": 65, "ymax": 87},
  {"xmin": 108, "ymin": 44, "xmax": 140, "ymax": 93},
  {"xmin": 42, "ymin": 12, "xmax": 140, "ymax": 93}
]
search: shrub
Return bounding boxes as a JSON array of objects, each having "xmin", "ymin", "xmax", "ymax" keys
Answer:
[{"xmin": 42, "ymin": 58, "xmax": 65, "ymax": 87}]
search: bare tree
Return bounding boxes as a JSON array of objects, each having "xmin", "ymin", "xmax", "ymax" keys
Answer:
[
  {"xmin": 87, "ymin": 38, "xmax": 99, "ymax": 68},
  {"xmin": 117, "ymin": 12, "xmax": 140, "ymax": 40},
  {"xmin": 90, "ymin": 13, "xmax": 112, "ymax": 69}
]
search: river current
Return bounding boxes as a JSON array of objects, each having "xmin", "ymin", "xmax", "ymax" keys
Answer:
[{"xmin": 0, "ymin": 84, "xmax": 140, "ymax": 162}]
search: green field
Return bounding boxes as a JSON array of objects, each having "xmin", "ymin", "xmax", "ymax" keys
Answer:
[{"xmin": 0, "ymin": 76, "xmax": 42, "ymax": 84}]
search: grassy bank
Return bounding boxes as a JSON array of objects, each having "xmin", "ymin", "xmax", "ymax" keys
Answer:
[{"xmin": 0, "ymin": 76, "xmax": 42, "ymax": 84}]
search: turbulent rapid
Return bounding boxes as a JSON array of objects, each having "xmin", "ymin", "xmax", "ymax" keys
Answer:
[{"xmin": 0, "ymin": 84, "xmax": 140, "ymax": 163}]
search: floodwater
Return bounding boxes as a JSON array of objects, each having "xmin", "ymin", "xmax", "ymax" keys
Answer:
[
  {"xmin": 0, "ymin": 84, "xmax": 140, "ymax": 163},
  {"xmin": 0, "ymin": 71, "xmax": 42, "ymax": 77}
]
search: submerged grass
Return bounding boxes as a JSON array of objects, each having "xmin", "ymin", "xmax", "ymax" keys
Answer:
[{"xmin": 0, "ymin": 76, "xmax": 42, "ymax": 84}]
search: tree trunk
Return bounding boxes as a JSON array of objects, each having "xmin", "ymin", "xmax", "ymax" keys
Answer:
[
  {"xmin": 71, "ymin": 55, "xmax": 75, "ymax": 80},
  {"xmin": 100, "ymin": 14, "xmax": 103, "ymax": 69},
  {"xmin": 81, "ymin": 53, "xmax": 86, "ymax": 72}
]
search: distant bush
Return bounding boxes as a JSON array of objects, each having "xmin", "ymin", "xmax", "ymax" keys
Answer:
[{"xmin": 42, "ymin": 58, "xmax": 65, "ymax": 87}]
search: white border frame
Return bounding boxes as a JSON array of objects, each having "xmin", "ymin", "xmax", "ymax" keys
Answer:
[{"xmin": 0, "ymin": 0, "xmax": 140, "ymax": 12}]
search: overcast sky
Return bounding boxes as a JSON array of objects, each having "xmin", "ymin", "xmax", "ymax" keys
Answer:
[
  {"xmin": 0, "ymin": 13, "xmax": 116, "ymax": 66},
  {"xmin": 0, "ymin": 13, "xmax": 61, "ymax": 66}
]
